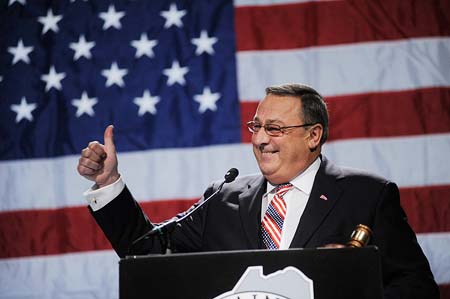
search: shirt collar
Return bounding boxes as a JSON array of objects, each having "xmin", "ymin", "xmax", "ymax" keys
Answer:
[{"xmin": 265, "ymin": 156, "xmax": 321, "ymax": 196}]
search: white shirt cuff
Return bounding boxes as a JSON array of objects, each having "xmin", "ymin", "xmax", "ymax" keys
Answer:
[{"xmin": 83, "ymin": 177, "xmax": 125, "ymax": 212}]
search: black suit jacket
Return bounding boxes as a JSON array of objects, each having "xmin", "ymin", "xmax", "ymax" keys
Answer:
[{"xmin": 91, "ymin": 156, "xmax": 439, "ymax": 299}]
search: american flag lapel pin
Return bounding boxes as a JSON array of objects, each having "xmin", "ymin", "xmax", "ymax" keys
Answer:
[{"xmin": 320, "ymin": 194, "xmax": 328, "ymax": 201}]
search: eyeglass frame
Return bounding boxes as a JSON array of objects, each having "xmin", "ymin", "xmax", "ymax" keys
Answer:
[{"xmin": 246, "ymin": 120, "xmax": 316, "ymax": 137}]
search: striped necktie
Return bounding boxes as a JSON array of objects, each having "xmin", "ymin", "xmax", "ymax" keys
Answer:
[{"xmin": 261, "ymin": 183, "xmax": 293, "ymax": 249}]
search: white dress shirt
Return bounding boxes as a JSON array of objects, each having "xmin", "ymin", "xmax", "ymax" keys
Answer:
[{"xmin": 261, "ymin": 157, "xmax": 321, "ymax": 249}]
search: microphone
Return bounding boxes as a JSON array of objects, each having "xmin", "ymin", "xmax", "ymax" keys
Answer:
[
  {"xmin": 224, "ymin": 167, "xmax": 239, "ymax": 183},
  {"xmin": 346, "ymin": 224, "xmax": 372, "ymax": 248},
  {"xmin": 128, "ymin": 168, "xmax": 239, "ymax": 254}
]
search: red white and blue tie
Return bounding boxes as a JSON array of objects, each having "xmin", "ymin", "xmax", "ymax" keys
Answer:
[{"xmin": 261, "ymin": 183, "xmax": 293, "ymax": 249}]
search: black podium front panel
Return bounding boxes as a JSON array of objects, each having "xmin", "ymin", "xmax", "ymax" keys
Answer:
[{"xmin": 119, "ymin": 246, "xmax": 382, "ymax": 299}]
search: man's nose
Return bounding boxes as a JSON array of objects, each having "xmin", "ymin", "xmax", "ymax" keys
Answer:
[{"xmin": 252, "ymin": 127, "xmax": 271, "ymax": 145}]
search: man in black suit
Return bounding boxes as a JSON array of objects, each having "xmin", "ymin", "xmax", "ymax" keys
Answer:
[{"xmin": 77, "ymin": 83, "xmax": 438, "ymax": 298}]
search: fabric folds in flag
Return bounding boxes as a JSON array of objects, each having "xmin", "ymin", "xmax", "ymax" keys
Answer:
[{"xmin": 0, "ymin": 0, "xmax": 449, "ymax": 298}]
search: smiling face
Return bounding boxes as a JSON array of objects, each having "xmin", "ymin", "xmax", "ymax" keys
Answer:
[{"xmin": 251, "ymin": 94, "xmax": 322, "ymax": 184}]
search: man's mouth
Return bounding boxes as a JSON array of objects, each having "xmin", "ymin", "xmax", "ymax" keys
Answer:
[
  {"xmin": 261, "ymin": 150, "xmax": 279, "ymax": 155},
  {"xmin": 257, "ymin": 145, "xmax": 279, "ymax": 156}
]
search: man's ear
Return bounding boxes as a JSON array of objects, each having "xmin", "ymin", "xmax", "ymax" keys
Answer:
[{"xmin": 307, "ymin": 124, "xmax": 323, "ymax": 152}]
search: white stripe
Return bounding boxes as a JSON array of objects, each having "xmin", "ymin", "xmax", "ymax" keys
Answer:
[
  {"xmin": 0, "ymin": 233, "xmax": 448, "ymax": 299},
  {"xmin": 263, "ymin": 216, "xmax": 282, "ymax": 240},
  {"xmin": 418, "ymin": 232, "xmax": 450, "ymax": 285},
  {"xmin": 237, "ymin": 37, "xmax": 450, "ymax": 101},
  {"xmin": 234, "ymin": 0, "xmax": 339, "ymax": 7},
  {"xmin": 0, "ymin": 144, "xmax": 256, "ymax": 211},
  {"xmin": 272, "ymin": 196, "xmax": 287, "ymax": 215},
  {"xmin": 1, "ymin": 134, "xmax": 449, "ymax": 211},
  {"xmin": 0, "ymin": 250, "xmax": 119, "ymax": 299},
  {"xmin": 120, "ymin": 144, "xmax": 258, "ymax": 204},
  {"xmin": 323, "ymin": 133, "xmax": 450, "ymax": 188}
]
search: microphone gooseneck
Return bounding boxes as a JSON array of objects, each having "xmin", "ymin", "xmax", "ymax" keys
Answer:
[{"xmin": 128, "ymin": 168, "xmax": 239, "ymax": 255}]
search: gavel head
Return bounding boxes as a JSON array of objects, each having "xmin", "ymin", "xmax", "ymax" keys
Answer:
[{"xmin": 347, "ymin": 224, "xmax": 372, "ymax": 248}]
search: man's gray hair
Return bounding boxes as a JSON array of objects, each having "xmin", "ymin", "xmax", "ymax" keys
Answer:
[{"xmin": 265, "ymin": 83, "xmax": 329, "ymax": 145}]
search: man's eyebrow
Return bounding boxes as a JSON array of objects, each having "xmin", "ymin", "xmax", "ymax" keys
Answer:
[{"xmin": 253, "ymin": 117, "xmax": 281, "ymax": 124}]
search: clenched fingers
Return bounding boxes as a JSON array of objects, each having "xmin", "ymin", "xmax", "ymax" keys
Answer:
[
  {"xmin": 78, "ymin": 156, "xmax": 104, "ymax": 172},
  {"xmin": 78, "ymin": 141, "xmax": 107, "ymax": 176},
  {"xmin": 81, "ymin": 141, "xmax": 106, "ymax": 161},
  {"xmin": 88, "ymin": 141, "xmax": 106, "ymax": 158},
  {"xmin": 77, "ymin": 163, "xmax": 100, "ymax": 177}
]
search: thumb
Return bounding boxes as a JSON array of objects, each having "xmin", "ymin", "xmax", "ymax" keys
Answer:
[{"xmin": 103, "ymin": 125, "xmax": 116, "ymax": 153}]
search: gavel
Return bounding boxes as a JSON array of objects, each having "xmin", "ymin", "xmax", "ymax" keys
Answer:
[{"xmin": 347, "ymin": 224, "xmax": 372, "ymax": 248}]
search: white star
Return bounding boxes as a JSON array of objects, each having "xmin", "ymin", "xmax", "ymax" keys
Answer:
[
  {"xmin": 99, "ymin": 5, "xmax": 125, "ymax": 30},
  {"xmin": 191, "ymin": 30, "xmax": 218, "ymax": 55},
  {"xmin": 10, "ymin": 97, "xmax": 37, "ymax": 123},
  {"xmin": 72, "ymin": 91, "xmax": 98, "ymax": 117},
  {"xmin": 8, "ymin": 0, "xmax": 26, "ymax": 6},
  {"xmin": 131, "ymin": 33, "xmax": 158, "ymax": 58},
  {"xmin": 38, "ymin": 9, "xmax": 63, "ymax": 34},
  {"xmin": 69, "ymin": 35, "xmax": 95, "ymax": 60},
  {"xmin": 194, "ymin": 87, "xmax": 221, "ymax": 113},
  {"xmin": 160, "ymin": 3, "xmax": 186, "ymax": 28},
  {"xmin": 133, "ymin": 90, "xmax": 160, "ymax": 116},
  {"xmin": 0, "ymin": 76, "xmax": 3, "ymax": 82},
  {"xmin": 101, "ymin": 62, "xmax": 128, "ymax": 87},
  {"xmin": 41, "ymin": 66, "xmax": 66, "ymax": 91},
  {"xmin": 163, "ymin": 60, "xmax": 189, "ymax": 86},
  {"xmin": 7, "ymin": 39, "xmax": 33, "ymax": 64}
]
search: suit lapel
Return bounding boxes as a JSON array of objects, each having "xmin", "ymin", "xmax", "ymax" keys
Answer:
[
  {"xmin": 290, "ymin": 157, "xmax": 344, "ymax": 248},
  {"xmin": 238, "ymin": 176, "xmax": 266, "ymax": 249}
]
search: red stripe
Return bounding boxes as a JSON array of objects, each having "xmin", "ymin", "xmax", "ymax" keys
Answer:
[
  {"xmin": 0, "ymin": 199, "xmax": 196, "ymax": 259},
  {"xmin": 262, "ymin": 219, "xmax": 281, "ymax": 247},
  {"xmin": 276, "ymin": 185, "xmax": 292, "ymax": 195},
  {"xmin": 272, "ymin": 196, "xmax": 287, "ymax": 216},
  {"xmin": 240, "ymin": 87, "xmax": 450, "ymax": 143},
  {"xmin": 440, "ymin": 284, "xmax": 450, "ymax": 299},
  {"xmin": 400, "ymin": 185, "xmax": 450, "ymax": 234},
  {"xmin": 263, "ymin": 213, "xmax": 282, "ymax": 236},
  {"xmin": 0, "ymin": 185, "xmax": 448, "ymax": 258},
  {"xmin": 235, "ymin": 0, "xmax": 450, "ymax": 51}
]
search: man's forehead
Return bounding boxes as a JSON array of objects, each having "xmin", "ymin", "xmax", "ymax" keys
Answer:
[
  {"xmin": 254, "ymin": 95, "xmax": 302, "ymax": 121},
  {"xmin": 258, "ymin": 94, "xmax": 301, "ymax": 108}
]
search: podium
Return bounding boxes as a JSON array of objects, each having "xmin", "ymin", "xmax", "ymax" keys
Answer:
[{"xmin": 119, "ymin": 246, "xmax": 383, "ymax": 299}]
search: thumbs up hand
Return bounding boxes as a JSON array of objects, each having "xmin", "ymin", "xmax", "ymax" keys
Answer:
[{"xmin": 77, "ymin": 125, "xmax": 120, "ymax": 188}]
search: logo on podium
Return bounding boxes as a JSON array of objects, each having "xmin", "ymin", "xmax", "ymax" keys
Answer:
[{"xmin": 214, "ymin": 266, "xmax": 314, "ymax": 299}]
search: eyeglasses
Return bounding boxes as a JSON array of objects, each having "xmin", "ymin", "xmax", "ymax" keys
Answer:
[{"xmin": 246, "ymin": 121, "xmax": 315, "ymax": 137}]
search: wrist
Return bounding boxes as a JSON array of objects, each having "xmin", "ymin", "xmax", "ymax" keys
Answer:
[{"xmin": 97, "ymin": 173, "xmax": 120, "ymax": 189}]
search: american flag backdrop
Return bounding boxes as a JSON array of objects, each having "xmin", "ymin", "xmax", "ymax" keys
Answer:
[{"xmin": 0, "ymin": 0, "xmax": 449, "ymax": 298}]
